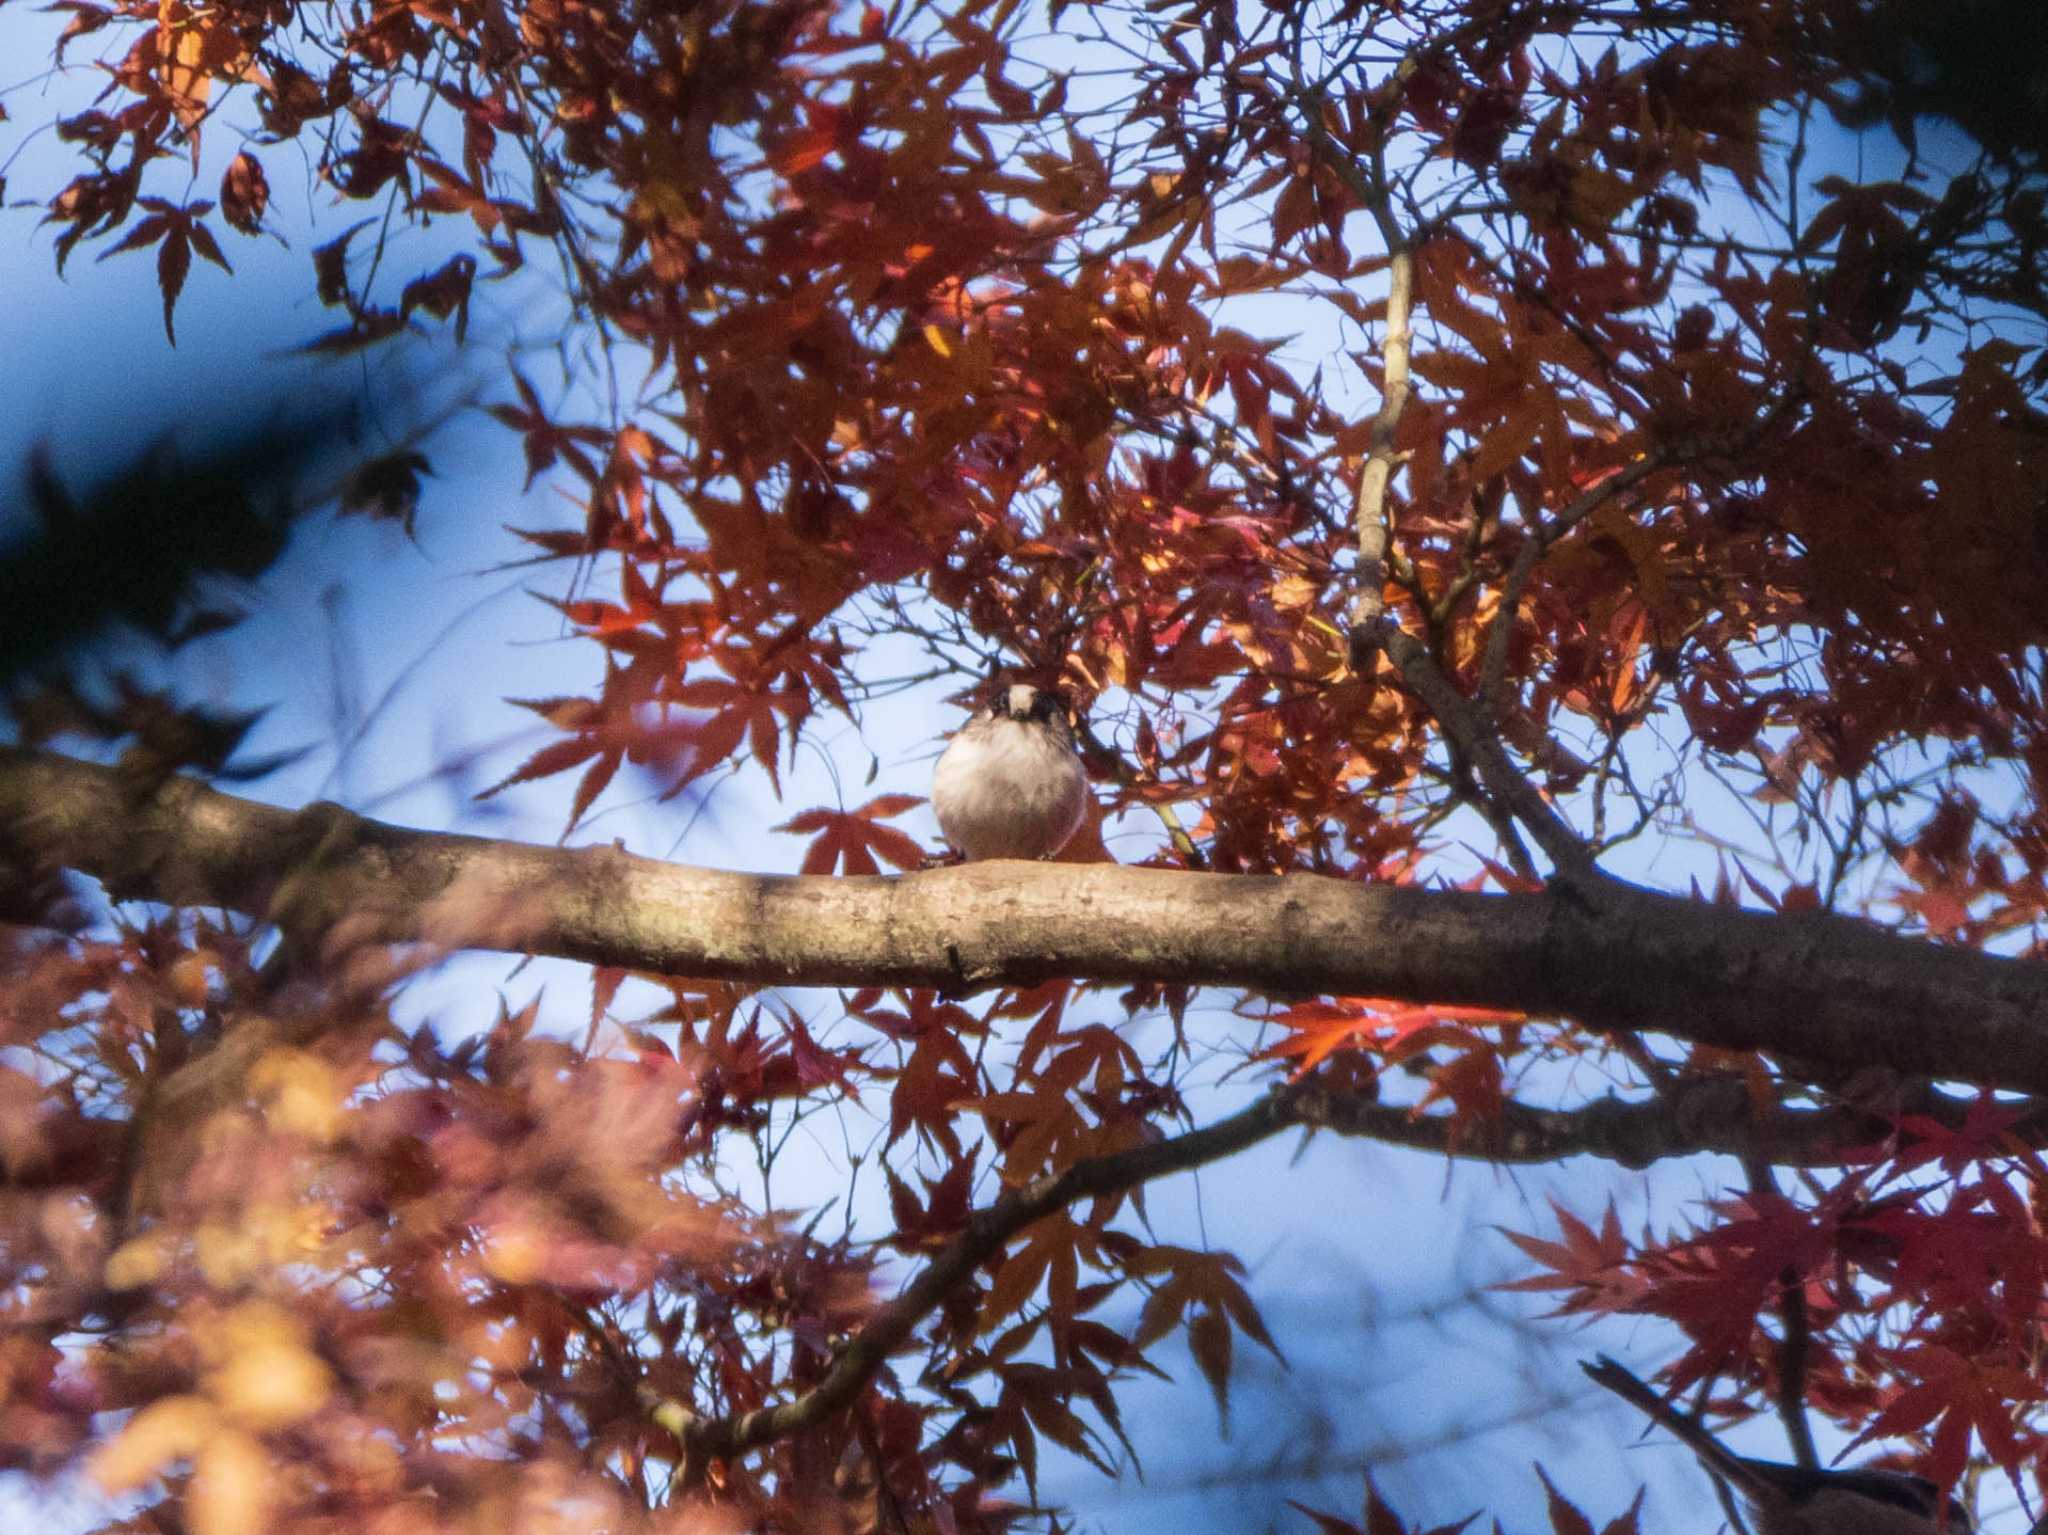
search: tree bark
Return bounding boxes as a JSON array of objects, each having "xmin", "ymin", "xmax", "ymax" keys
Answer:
[{"xmin": 3, "ymin": 745, "xmax": 2044, "ymax": 1092}]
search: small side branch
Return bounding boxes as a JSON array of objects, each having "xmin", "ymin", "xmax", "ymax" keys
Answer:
[
  {"xmin": 1477, "ymin": 450, "xmax": 1677, "ymax": 720},
  {"xmin": 1364, "ymin": 623, "xmax": 1600, "ymax": 883},
  {"xmin": 678, "ymin": 1080, "xmax": 1316, "ymax": 1471},
  {"xmin": 1740, "ymin": 1150, "xmax": 1821, "ymax": 1470},
  {"xmin": 1283, "ymin": 59, "xmax": 1415, "ymax": 631},
  {"xmin": 1477, "ymin": 395, "xmax": 1810, "ymax": 723},
  {"xmin": 1350, "ymin": 236, "xmax": 1413, "ymax": 629},
  {"xmin": 660, "ymin": 1072, "xmax": 2044, "ymax": 1472},
  {"xmin": 1291, "ymin": 84, "xmax": 1588, "ymax": 882}
]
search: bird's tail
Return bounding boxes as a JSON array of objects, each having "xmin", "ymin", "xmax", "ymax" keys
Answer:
[{"xmin": 1581, "ymin": 1355, "xmax": 1768, "ymax": 1494}]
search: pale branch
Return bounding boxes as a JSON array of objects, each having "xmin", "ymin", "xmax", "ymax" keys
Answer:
[
  {"xmin": 1349, "ymin": 234, "xmax": 1412, "ymax": 630},
  {"xmin": 1287, "ymin": 76, "xmax": 1580, "ymax": 881},
  {"xmin": 6, "ymin": 746, "xmax": 2048, "ymax": 1093},
  {"xmin": 1290, "ymin": 86, "xmax": 1412, "ymax": 633}
]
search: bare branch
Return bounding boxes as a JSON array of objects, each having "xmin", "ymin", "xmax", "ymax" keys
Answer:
[
  {"xmin": 1349, "ymin": 238, "xmax": 1413, "ymax": 630},
  {"xmin": 660, "ymin": 1072, "xmax": 2048, "ymax": 1469},
  {"xmin": 1287, "ymin": 67, "xmax": 1594, "ymax": 882},
  {"xmin": 1289, "ymin": 81, "xmax": 1412, "ymax": 632}
]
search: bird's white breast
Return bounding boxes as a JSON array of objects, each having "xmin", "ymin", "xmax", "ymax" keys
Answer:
[{"xmin": 932, "ymin": 715, "xmax": 1088, "ymax": 860}]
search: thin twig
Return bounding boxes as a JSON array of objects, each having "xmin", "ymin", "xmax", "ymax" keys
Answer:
[
  {"xmin": 676, "ymin": 1079, "xmax": 1320, "ymax": 1477},
  {"xmin": 1741, "ymin": 1149, "xmax": 1820, "ymax": 1471},
  {"xmin": 1478, "ymin": 448, "xmax": 1678, "ymax": 723},
  {"xmin": 1369, "ymin": 623, "xmax": 1600, "ymax": 882},
  {"xmin": 1076, "ymin": 721, "xmax": 1207, "ymax": 868}
]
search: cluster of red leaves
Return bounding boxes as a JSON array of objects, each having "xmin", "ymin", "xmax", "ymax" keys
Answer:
[
  {"xmin": 0, "ymin": 907, "xmax": 1295, "ymax": 1531},
  {"xmin": 1507, "ymin": 1103, "xmax": 2048, "ymax": 1495},
  {"xmin": 8, "ymin": 0, "xmax": 2048, "ymax": 1529},
  {"xmin": 0, "ymin": 915, "xmax": 1001, "ymax": 1532}
]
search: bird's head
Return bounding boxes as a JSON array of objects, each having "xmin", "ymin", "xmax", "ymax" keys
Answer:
[{"xmin": 994, "ymin": 684, "xmax": 1066, "ymax": 725}]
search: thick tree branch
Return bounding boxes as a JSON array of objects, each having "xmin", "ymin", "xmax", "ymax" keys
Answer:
[{"xmin": 5, "ymin": 746, "xmax": 2048, "ymax": 1092}]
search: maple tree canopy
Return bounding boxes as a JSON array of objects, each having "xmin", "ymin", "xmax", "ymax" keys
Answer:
[{"xmin": 1, "ymin": 0, "xmax": 2047, "ymax": 1531}]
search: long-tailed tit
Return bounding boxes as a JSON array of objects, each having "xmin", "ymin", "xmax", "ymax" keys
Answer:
[
  {"xmin": 1583, "ymin": 1356, "xmax": 1969, "ymax": 1535},
  {"xmin": 931, "ymin": 684, "xmax": 1089, "ymax": 861}
]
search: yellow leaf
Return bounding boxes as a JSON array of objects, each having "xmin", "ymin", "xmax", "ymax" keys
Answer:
[
  {"xmin": 204, "ymin": 1302, "xmax": 334, "ymax": 1430},
  {"xmin": 1609, "ymin": 604, "xmax": 1649, "ymax": 715},
  {"xmin": 1269, "ymin": 573, "xmax": 1318, "ymax": 610},
  {"xmin": 249, "ymin": 1048, "xmax": 343, "ymax": 1142},
  {"xmin": 104, "ymin": 1231, "xmax": 169, "ymax": 1290},
  {"xmin": 210, "ymin": 1342, "xmax": 334, "ymax": 1430},
  {"xmin": 922, "ymin": 324, "xmax": 953, "ymax": 358},
  {"xmin": 155, "ymin": 0, "xmax": 252, "ymax": 127},
  {"xmin": 190, "ymin": 1428, "xmax": 274, "ymax": 1535},
  {"xmin": 195, "ymin": 1221, "xmax": 259, "ymax": 1288},
  {"xmin": 483, "ymin": 1224, "xmax": 544, "ymax": 1284},
  {"xmin": 91, "ymin": 1394, "xmax": 215, "ymax": 1492}
]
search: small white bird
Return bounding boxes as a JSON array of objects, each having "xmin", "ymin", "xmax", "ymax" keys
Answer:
[
  {"xmin": 1583, "ymin": 1356, "xmax": 1969, "ymax": 1535},
  {"xmin": 931, "ymin": 683, "xmax": 1089, "ymax": 861}
]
